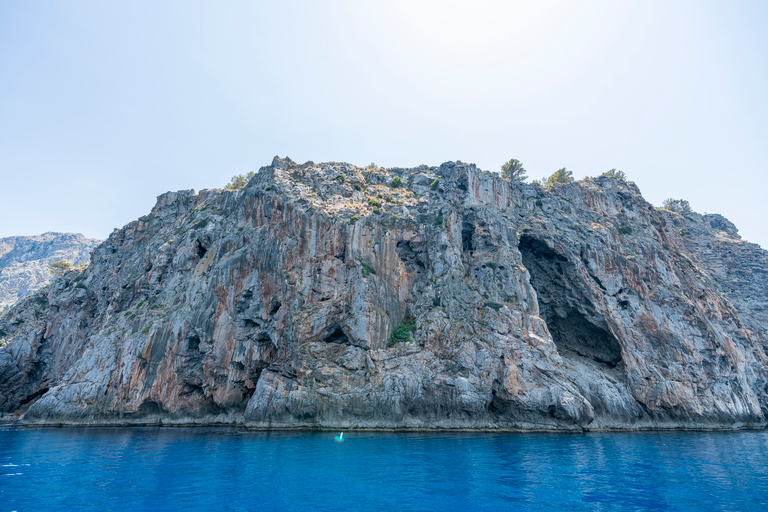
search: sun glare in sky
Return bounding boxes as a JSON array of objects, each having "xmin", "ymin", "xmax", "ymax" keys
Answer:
[{"xmin": 0, "ymin": 0, "xmax": 766, "ymax": 248}]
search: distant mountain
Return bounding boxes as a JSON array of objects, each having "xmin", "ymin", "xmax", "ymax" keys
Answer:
[{"xmin": 0, "ymin": 232, "xmax": 101, "ymax": 312}]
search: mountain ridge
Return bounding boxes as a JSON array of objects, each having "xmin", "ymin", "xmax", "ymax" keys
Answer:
[
  {"xmin": 0, "ymin": 232, "xmax": 101, "ymax": 313},
  {"xmin": 0, "ymin": 157, "xmax": 766, "ymax": 430}
]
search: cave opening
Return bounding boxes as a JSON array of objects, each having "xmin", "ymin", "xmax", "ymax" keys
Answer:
[
  {"xmin": 462, "ymin": 220, "xmax": 475, "ymax": 253},
  {"xmin": 19, "ymin": 387, "xmax": 49, "ymax": 406},
  {"xmin": 323, "ymin": 325, "xmax": 350, "ymax": 345},
  {"xmin": 254, "ymin": 332, "xmax": 272, "ymax": 344},
  {"xmin": 187, "ymin": 335, "xmax": 201, "ymax": 351},
  {"xmin": 519, "ymin": 235, "xmax": 623, "ymax": 367},
  {"xmin": 336, "ymin": 246, "xmax": 346, "ymax": 263},
  {"xmin": 243, "ymin": 318, "xmax": 261, "ymax": 329},
  {"xmin": 396, "ymin": 240, "xmax": 425, "ymax": 269},
  {"xmin": 547, "ymin": 310, "xmax": 623, "ymax": 366},
  {"xmin": 137, "ymin": 400, "xmax": 163, "ymax": 416},
  {"xmin": 195, "ymin": 240, "xmax": 207, "ymax": 258}
]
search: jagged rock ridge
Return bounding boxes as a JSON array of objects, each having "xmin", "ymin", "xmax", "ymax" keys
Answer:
[
  {"xmin": 0, "ymin": 233, "xmax": 101, "ymax": 313},
  {"xmin": 0, "ymin": 158, "xmax": 766, "ymax": 430}
]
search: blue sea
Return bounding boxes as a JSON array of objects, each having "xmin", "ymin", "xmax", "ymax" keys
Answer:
[{"xmin": 1, "ymin": 425, "xmax": 766, "ymax": 511}]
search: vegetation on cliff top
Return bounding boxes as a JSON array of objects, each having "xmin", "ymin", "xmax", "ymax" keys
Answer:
[
  {"xmin": 545, "ymin": 168, "xmax": 574, "ymax": 187},
  {"xmin": 225, "ymin": 171, "xmax": 256, "ymax": 190},
  {"xmin": 224, "ymin": 157, "xmax": 698, "ymax": 234},
  {"xmin": 500, "ymin": 158, "xmax": 527, "ymax": 183},
  {"xmin": 48, "ymin": 260, "xmax": 74, "ymax": 276},
  {"xmin": 600, "ymin": 168, "xmax": 627, "ymax": 180},
  {"xmin": 663, "ymin": 198, "xmax": 693, "ymax": 214}
]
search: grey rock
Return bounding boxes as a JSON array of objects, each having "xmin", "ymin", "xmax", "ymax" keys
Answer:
[
  {"xmin": 0, "ymin": 232, "xmax": 101, "ymax": 312},
  {"xmin": 1, "ymin": 160, "xmax": 766, "ymax": 431}
]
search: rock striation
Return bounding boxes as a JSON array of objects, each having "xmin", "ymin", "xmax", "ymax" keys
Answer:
[
  {"xmin": 0, "ymin": 233, "xmax": 101, "ymax": 313},
  {"xmin": 1, "ymin": 158, "xmax": 766, "ymax": 430}
]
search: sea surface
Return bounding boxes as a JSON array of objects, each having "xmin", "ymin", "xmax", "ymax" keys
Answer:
[{"xmin": 1, "ymin": 425, "xmax": 766, "ymax": 511}]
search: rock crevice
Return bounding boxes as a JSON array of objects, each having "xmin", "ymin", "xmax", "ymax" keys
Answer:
[{"xmin": 0, "ymin": 158, "xmax": 766, "ymax": 430}]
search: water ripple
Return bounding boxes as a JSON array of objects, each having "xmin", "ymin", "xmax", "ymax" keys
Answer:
[{"xmin": 0, "ymin": 428, "xmax": 766, "ymax": 511}]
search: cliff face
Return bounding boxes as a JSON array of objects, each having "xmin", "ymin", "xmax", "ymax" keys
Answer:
[
  {"xmin": 1, "ymin": 158, "xmax": 766, "ymax": 430},
  {"xmin": 0, "ymin": 233, "xmax": 101, "ymax": 313}
]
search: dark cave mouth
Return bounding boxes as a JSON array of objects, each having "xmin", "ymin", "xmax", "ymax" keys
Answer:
[
  {"xmin": 323, "ymin": 325, "xmax": 351, "ymax": 345},
  {"xmin": 548, "ymin": 310, "xmax": 623, "ymax": 367},
  {"xmin": 518, "ymin": 235, "xmax": 623, "ymax": 368}
]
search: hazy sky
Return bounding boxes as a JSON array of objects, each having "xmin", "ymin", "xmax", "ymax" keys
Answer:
[{"xmin": 1, "ymin": 1, "xmax": 766, "ymax": 248}]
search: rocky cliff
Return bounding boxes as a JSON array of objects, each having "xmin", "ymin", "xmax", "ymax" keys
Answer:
[
  {"xmin": 1, "ymin": 158, "xmax": 766, "ymax": 430},
  {"xmin": 0, "ymin": 233, "xmax": 101, "ymax": 314}
]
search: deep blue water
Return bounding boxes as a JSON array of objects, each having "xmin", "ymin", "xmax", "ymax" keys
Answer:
[{"xmin": 1, "ymin": 425, "xmax": 767, "ymax": 511}]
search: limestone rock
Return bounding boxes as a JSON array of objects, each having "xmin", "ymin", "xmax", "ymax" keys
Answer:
[
  {"xmin": 1, "ymin": 159, "xmax": 766, "ymax": 430},
  {"xmin": 0, "ymin": 232, "xmax": 101, "ymax": 313}
]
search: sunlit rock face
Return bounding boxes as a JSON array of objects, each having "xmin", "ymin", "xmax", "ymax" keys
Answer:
[
  {"xmin": 1, "ymin": 157, "xmax": 766, "ymax": 430},
  {"xmin": 0, "ymin": 232, "xmax": 100, "ymax": 312}
]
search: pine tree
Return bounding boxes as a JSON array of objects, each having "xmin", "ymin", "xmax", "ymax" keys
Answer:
[
  {"xmin": 500, "ymin": 159, "xmax": 527, "ymax": 183},
  {"xmin": 545, "ymin": 168, "xmax": 573, "ymax": 187}
]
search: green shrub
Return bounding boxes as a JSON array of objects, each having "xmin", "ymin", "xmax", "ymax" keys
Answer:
[
  {"xmin": 387, "ymin": 318, "xmax": 416, "ymax": 346},
  {"xmin": 483, "ymin": 301, "xmax": 503, "ymax": 311},
  {"xmin": 434, "ymin": 215, "xmax": 443, "ymax": 227},
  {"xmin": 225, "ymin": 171, "xmax": 256, "ymax": 190},
  {"xmin": 359, "ymin": 260, "xmax": 376, "ymax": 277},
  {"xmin": 486, "ymin": 262, "xmax": 497, "ymax": 270},
  {"xmin": 545, "ymin": 168, "xmax": 574, "ymax": 187},
  {"xmin": 141, "ymin": 322, "xmax": 153, "ymax": 334},
  {"xmin": 368, "ymin": 199, "xmax": 382, "ymax": 207},
  {"xmin": 432, "ymin": 297, "xmax": 441, "ymax": 307},
  {"xmin": 390, "ymin": 177, "xmax": 403, "ymax": 188},
  {"xmin": 600, "ymin": 169, "xmax": 626, "ymax": 180},
  {"xmin": 349, "ymin": 215, "xmax": 360, "ymax": 224},
  {"xmin": 618, "ymin": 226, "xmax": 632, "ymax": 235},
  {"xmin": 49, "ymin": 260, "xmax": 73, "ymax": 276},
  {"xmin": 663, "ymin": 198, "xmax": 692, "ymax": 214},
  {"xmin": 74, "ymin": 283, "xmax": 86, "ymax": 290},
  {"xmin": 535, "ymin": 199, "xmax": 543, "ymax": 208},
  {"xmin": 430, "ymin": 179, "xmax": 439, "ymax": 190},
  {"xmin": 334, "ymin": 174, "xmax": 346, "ymax": 182},
  {"xmin": 354, "ymin": 184, "xmax": 362, "ymax": 191}
]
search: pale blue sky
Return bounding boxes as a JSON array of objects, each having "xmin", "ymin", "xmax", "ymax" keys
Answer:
[{"xmin": 1, "ymin": 1, "xmax": 766, "ymax": 248}]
